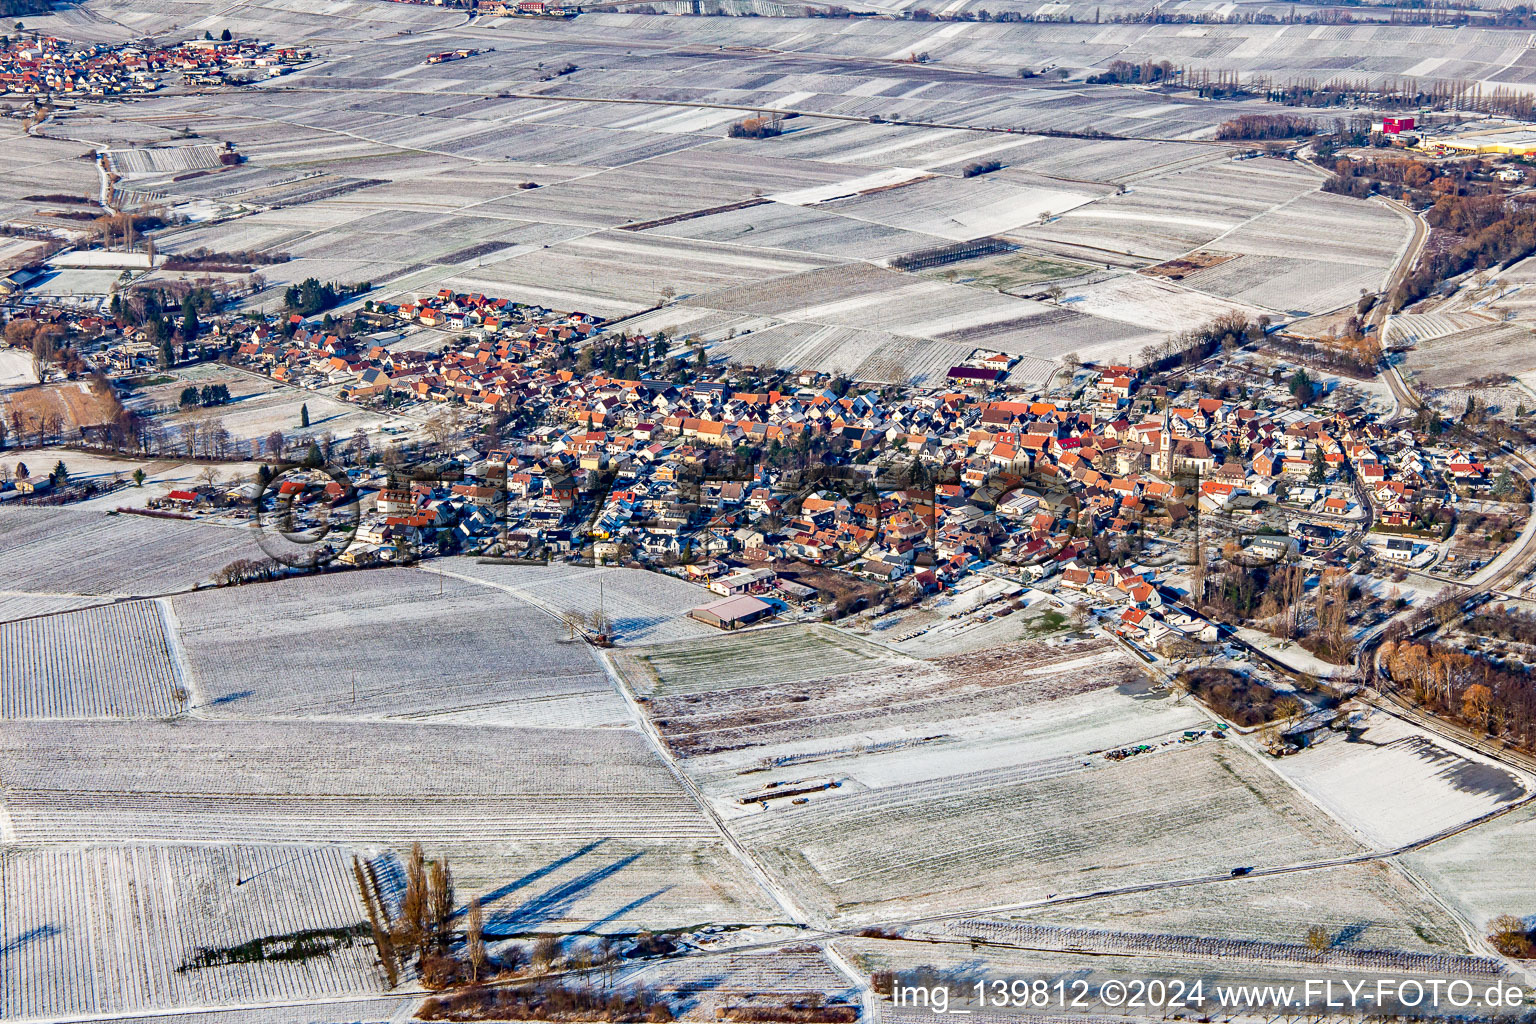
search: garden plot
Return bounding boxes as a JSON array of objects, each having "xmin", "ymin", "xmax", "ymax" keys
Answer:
[
  {"xmin": 0, "ymin": 508, "xmax": 261, "ymax": 597},
  {"xmin": 616, "ymin": 625, "xmax": 910, "ymax": 697},
  {"xmin": 1406, "ymin": 801, "xmax": 1536, "ymax": 931},
  {"xmin": 1268, "ymin": 710, "xmax": 1532, "ymax": 848},
  {"xmin": 0, "ymin": 601, "xmax": 183, "ymax": 719},
  {"xmin": 171, "ymin": 569, "xmax": 625, "ymax": 726},
  {"xmin": 0, "ymin": 719, "xmax": 715, "ymax": 845},
  {"xmin": 730, "ymin": 741, "xmax": 1362, "ymax": 923},
  {"xmin": 435, "ymin": 559, "xmax": 716, "ymax": 645},
  {"xmin": 437, "ymin": 839, "xmax": 780, "ymax": 935},
  {"xmin": 0, "ymin": 843, "xmax": 382, "ymax": 1021},
  {"xmin": 1020, "ymin": 860, "xmax": 1467, "ymax": 953}
]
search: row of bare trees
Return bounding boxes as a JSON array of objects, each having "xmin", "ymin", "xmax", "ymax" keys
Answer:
[{"xmin": 353, "ymin": 843, "xmax": 473, "ymax": 988}]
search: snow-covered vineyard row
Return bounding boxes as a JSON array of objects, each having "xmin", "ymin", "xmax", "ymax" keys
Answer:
[
  {"xmin": 950, "ymin": 920, "xmax": 1507, "ymax": 979},
  {"xmin": 0, "ymin": 796, "xmax": 720, "ymax": 845},
  {"xmin": 0, "ymin": 844, "xmax": 384, "ymax": 1020},
  {"xmin": 0, "ymin": 602, "xmax": 182, "ymax": 719},
  {"xmin": 0, "ymin": 721, "xmax": 720, "ymax": 843}
]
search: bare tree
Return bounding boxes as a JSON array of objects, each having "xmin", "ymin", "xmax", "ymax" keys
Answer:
[
  {"xmin": 428, "ymin": 857, "xmax": 454, "ymax": 953},
  {"xmin": 466, "ymin": 897, "xmax": 487, "ymax": 983},
  {"xmin": 353, "ymin": 855, "xmax": 400, "ymax": 988}
]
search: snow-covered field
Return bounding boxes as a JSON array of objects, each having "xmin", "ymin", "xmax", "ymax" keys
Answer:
[
  {"xmin": 1406, "ymin": 800, "xmax": 1536, "ymax": 931},
  {"xmin": 442, "ymin": 839, "xmax": 780, "ymax": 936},
  {"xmin": 1023, "ymin": 860, "xmax": 1467, "ymax": 953},
  {"xmin": 0, "ymin": 843, "xmax": 384, "ymax": 1020},
  {"xmin": 731, "ymin": 741, "xmax": 1362, "ymax": 923},
  {"xmin": 434, "ymin": 560, "xmax": 717, "ymax": 644},
  {"xmin": 0, "ymin": 720, "xmax": 718, "ymax": 845},
  {"xmin": 0, "ymin": 601, "xmax": 184, "ymax": 718},
  {"xmin": 617, "ymin": 624, "xmax": 907, "ymax": 697},
  {"xmin": 172, "ymin": 569, "xmax": 626, "ymax": 726},
  {"xmin": 1268, "ymin": 711, "xmax": 1532, "ymax": 848},
  {"xmin": 0, "ymin": 508, "xmax": 262, "ymax": 597},
  {"xmin": 0, "ymin": 348, "xmax": 36, "ymax": 389}
]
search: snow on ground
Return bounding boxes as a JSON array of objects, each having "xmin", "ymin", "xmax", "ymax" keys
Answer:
[
  {"xmin": 0, "ymin": 348, "xmax": 37, "ymax": 389},
  {"xmin": 1269, "ymin": 710, "xmax": 1533, "ymax": 848},
  {"xmin": 696, "ymin": 682, "xmax": 1211, "ymax": 817},
  {"xmin": 1406, "ymin": 800, "xmax": 1536, "ymax": 931}
]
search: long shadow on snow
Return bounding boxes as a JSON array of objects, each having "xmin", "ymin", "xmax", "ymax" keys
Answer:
[{"xmin": 486, "ymin": 851, "xmax": 646, "ymax": 934}]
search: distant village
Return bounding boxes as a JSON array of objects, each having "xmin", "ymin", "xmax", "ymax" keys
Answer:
[{"xmin": 0, "ymin": 33, "xmax": 308, "ymax": 97}]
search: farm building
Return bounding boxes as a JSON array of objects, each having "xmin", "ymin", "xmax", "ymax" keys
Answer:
[
  {"xmin": 689, "ymin": 594, "xmax": 774, "ymax": 630},
  {"xmin": 1421, "ymin": 126, "xmax": 1536, "ymax": 156},
  {"xmin": 710, "ymin": 567, "xmax": 776, "ymax": 596}
]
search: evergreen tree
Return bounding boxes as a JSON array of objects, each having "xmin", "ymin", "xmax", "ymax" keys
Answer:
[
  {"xmin": 180, "ymin": 295, "xmax": 199, "ymax": 340},
  {"xmin": 303, "ymin": 441, "xmax": 323, "ymax": 468},
  {"xmin": 300, "ymin": 403, "xmax": 310, "ymax": 428},
  {"xmin": 51, "ymin": 460, "xmax": 68, "ymax": 486}
]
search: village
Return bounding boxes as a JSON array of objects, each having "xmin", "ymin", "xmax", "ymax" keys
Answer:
[
  {"xmin": 0, "ymin": 32, "xmax": 308, "ymax": 97},
  {"xmin": 1, "ymin": 271, "xmax": 1525, "ymax": 691}
]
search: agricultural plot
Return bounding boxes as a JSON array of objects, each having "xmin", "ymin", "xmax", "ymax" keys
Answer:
[
  {"xmin": 435, "ymin": 559, "xmax": 717, "ymax": 644},
  {"xmin": 918, "ymin": 251, "xmax": 1093, "ymax": 295},
  {"xmin": 731, "ymin": 741, "xmax": 1362, "ymax": 922},
  {"xmin": 1180, "ymin": 192, "xmax": 1408, "ymax": 314},
  {"xmin": 0, "ymin": 348, "xmax": 36, "ymax": 389},
  {"xmin": 626, "ymin": 948, "xmax": 857, "ymax": 1020},
  {"xmin": 0, "ymin": 508, "xmax": 261, "ymax": 597},
  {"xmin": 850, "ymin": 934, "xmax": 1512, "ymax": 1022},
  {"xmin": 0, "ymin": 376, "xmax": 121, "ymax": 442},
  {"xmin": 645, "ymin": 199, "xmax": 948, "ymax": 261},
  {"xmin": 687, "ymin": 680, "xmax": 1211, "ymax": 815},
  {"xmin": 1385, "ymin": 310, "xmax": 1493, "ymax": 348},
  {"xmin": 0, "ymin": 843, "xmax": 382, "ymax": 1020},
  {"xmin": 0, "ymin": 591, "xmax": 108, "ymax": 625},
  {"xmin": 616, "ymin": 624, "xmax": 909, "ymax": 697},
  {"xmin": 1013, "ymin": 157, "xmax": 1322, "ymax": 263},
  {"xmin": 638, "ymin": 633, "xmax": 1146, "ymax": 758},
  {"xmin": 1406, "ymin": 800, "xmax": 1536, "ymax": 932},
  {"xmin": 438, "ymin": 839, "xmax": 781, "ymax": 935},
  {"xmin": 1021, "ymin": 860, "xmax": 1467, "ymax": 953},
  {"xmin": 1060, "ymin": 272, "xmax": 1261, "ymax": 333},
  {"xmin": 1268, "ymin": 710, "xmax": 1532, "ymax": 848},
  {"xmin": 171, "ymin": 569, "xmax": 626, "ymax": 726},
  {"xmin": 1404, "ymin": 320, "xmax": 1536, "ymax": 415},
  {"xmin": 0, "ymin": 601, "xmax": 183, "ymax": 719},
  {"xmin": 822, "ymin": 175, "xmax": 1096, "ymax": 241},
  {"xmin": 0, "ymin": 719, "xmax": 716, "ymax": 844}
]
